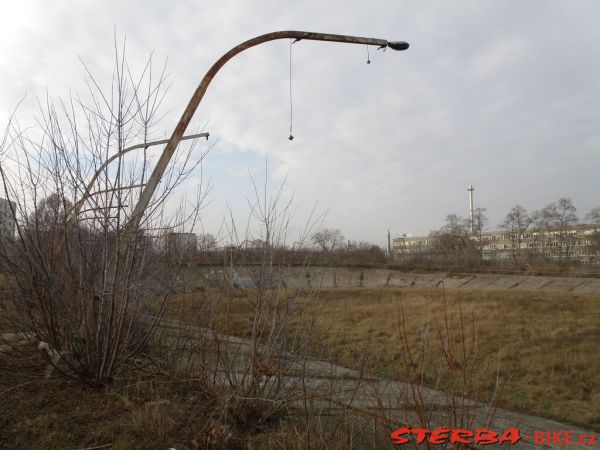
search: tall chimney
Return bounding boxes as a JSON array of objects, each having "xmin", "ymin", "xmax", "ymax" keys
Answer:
[{"xmin": 468, "ymin": 185, "xmax": 475, "ymax": 234}]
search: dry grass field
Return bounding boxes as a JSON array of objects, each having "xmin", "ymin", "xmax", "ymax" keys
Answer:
[
  {"xmin": 3, "ymin": 284, "xmax": 599, "ymax": 448},
  {"xmin": 314, "ymin": 288, "xmax": 600, "ymax": 430},
  {"xmin": 171, "ymin": 286, "xmax": 600, "ymax": 431}
]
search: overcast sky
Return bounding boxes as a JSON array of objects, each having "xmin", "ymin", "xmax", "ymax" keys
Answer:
[{"xmin": 1, "ymin": 1, "xmax": 599, "ymax": 246}]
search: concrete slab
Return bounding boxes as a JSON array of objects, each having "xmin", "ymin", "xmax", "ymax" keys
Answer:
[
  {"xmin": 458, "ymin": 274, "xmax": 498, "ymax": 289},
  {"xmin": 539, "ymin": 277, "xmax": 583, "ymax": 292},
  {"xmin": 572, "ymin": 280, "xmax": 600, "ymax": 294},
  {"xmin": 488, "ymin": 275, "xmax": 527, "ymax": 289},
  {"xmin": 362, "ymin": 269, "xmax": 393, "ymax": 287},
  {"xmin": 438, "ymin": 275, "xmax": 475, "ymax": 289},
  {"xmin": 510, "ymin": 276, "xmax": 556, "ymax": 291},
  {"xmin": 413, "ymin": 273, "xmax": 446, "ymax": 288},
  {"xmin": 387, "ymin": 272, "xmax": 417, "ymax": 288}
]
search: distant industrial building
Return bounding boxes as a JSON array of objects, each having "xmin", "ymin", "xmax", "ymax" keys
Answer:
[{"xmin": 0, "ymin": 198, "xmax": 16, "ymax": 241}]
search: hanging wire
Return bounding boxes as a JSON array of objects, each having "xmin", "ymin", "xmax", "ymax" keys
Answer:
[
  {"xmin": 366, "ymin": 45, "xmax": 371, "ymax": 64},
  {"xmin": 288, "ymin": 39, "xmax": 294, "ymax": 141}
]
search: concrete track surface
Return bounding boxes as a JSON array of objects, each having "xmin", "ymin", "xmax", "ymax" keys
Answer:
[
  {"xmin": 154, "ymin": 318, "xmax": 600, "ymax": 450},
  {"xmin": 2, "ymin": 319, "xmax": 597, "ymax": 449}
]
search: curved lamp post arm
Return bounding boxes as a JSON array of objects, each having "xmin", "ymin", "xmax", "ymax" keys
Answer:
[
  {"xmin": 66, "ymin": 132, "xmax": 209, "ymax": 225},
  {"xmin": 116, "ymin": 30, "xmax": 409, "ymax": 258}
]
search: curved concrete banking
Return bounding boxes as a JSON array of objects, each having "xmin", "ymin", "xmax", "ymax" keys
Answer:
[
  {"xmin": 279, "ymin": 267, "xmax": 600, "ymax": 293},
  {"xmin": 167, "ymin": 266, "xmax": 600, "ymax": 294}
]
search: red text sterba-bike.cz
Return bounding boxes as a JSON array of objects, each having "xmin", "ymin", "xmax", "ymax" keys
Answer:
[
  {"xmin": 390, "ymin": 427, "xmax": 520, "ymax": 446},
  {"xmin": 390, "ymin": 426, "xmax": 598, "ymax": 446}
]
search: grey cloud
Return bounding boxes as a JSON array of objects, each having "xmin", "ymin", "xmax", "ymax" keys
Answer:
[{"xmin": 1, "ymin": 0, "xmax": 600, "ymax": 246}]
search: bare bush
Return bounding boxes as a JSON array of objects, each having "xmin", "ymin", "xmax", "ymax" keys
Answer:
[
  {"xmin": 392, "ymin": 289, "xmax": 505, "ymax": 448},
  {"xmin": 0, "ymin": 42, "xmax": 208, "ymax": 386}
]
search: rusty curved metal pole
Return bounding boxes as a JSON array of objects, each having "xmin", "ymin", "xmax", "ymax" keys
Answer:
[
  {"xmin": 66, "ymin": 132, "xmax": 209, "ymax": 225},
  {"xmin": 116, "ymin": 30, "xmax": 409, "ymax": 257}
]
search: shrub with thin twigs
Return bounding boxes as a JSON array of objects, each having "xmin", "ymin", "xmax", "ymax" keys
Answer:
[{"xmin": 0, "ymin": 41, "xmax": 209, "ymax": 386}]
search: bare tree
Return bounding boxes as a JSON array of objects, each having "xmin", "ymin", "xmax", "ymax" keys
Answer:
[
  {"xmin": 471, "ymin": 207, "xmax": 489, "ymax": 260},
  {"xmin": 587, "ymin": 207, "xmax": 600, "ymax": 225},
  {"xmin": 534, "ymin": 198, "xmax": 578, "ymax": 264},
  {"xmin": 431, "ymin": 214, "xmax": 473, "ymax": 267},
  {"xmin": 0, "ymin": 42, "xmax": 208, "ymax": 385},
  {"xmin": 499, "ymin": 205, "xmax": 533, "ymax": 264},
  {"xmin": 312, "ymin": 228, "xmax": 344, "ymax": 253},
  {"xmin": 346, "ymin": 240, "xmax": 386, "ymax": 265}
]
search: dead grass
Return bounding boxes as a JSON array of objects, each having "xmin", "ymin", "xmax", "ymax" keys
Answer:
[
  {"xmin": 313, "ymin": 288, "xmax": 600, "ymax": 430},
  {"xmin": 0, "ymin": 345, "xmax": 364, "ymax": 449},
  {"xmin": 3, "ymin": 285, "xmax": 599, "ymax": 448},
  {"xmin": 168, "ymin": 286, "xmax": 600, "ymax": 430},
  {"xmin": 0, "ymin": 348, "xmax": 266, "ymax": 449}
]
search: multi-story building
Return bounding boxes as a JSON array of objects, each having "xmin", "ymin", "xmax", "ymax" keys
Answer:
[
  {"xmin": 392, "ymin": 224, "xmax": 600, "ymax": 264},
  {"xmin": 0, "ymin": 198, "xmax": 16, "ymax": 241},
  {"xmin": 480, "ymin": 224, "xmax": 600, "ymax": 263}
]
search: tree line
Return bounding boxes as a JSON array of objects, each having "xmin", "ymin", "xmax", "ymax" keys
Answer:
[{"xmin": 149, "ymin": 227, "xmax": 387, "ymax": 267}]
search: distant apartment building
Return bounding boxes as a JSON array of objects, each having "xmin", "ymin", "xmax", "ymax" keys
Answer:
[
  {"xmin": 0, "ymin": 198, "xmax": 16, "ymax": 241},
  {"xmin": 392, "ymin": 224, "xmax": 600, "ymax": 264}
]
